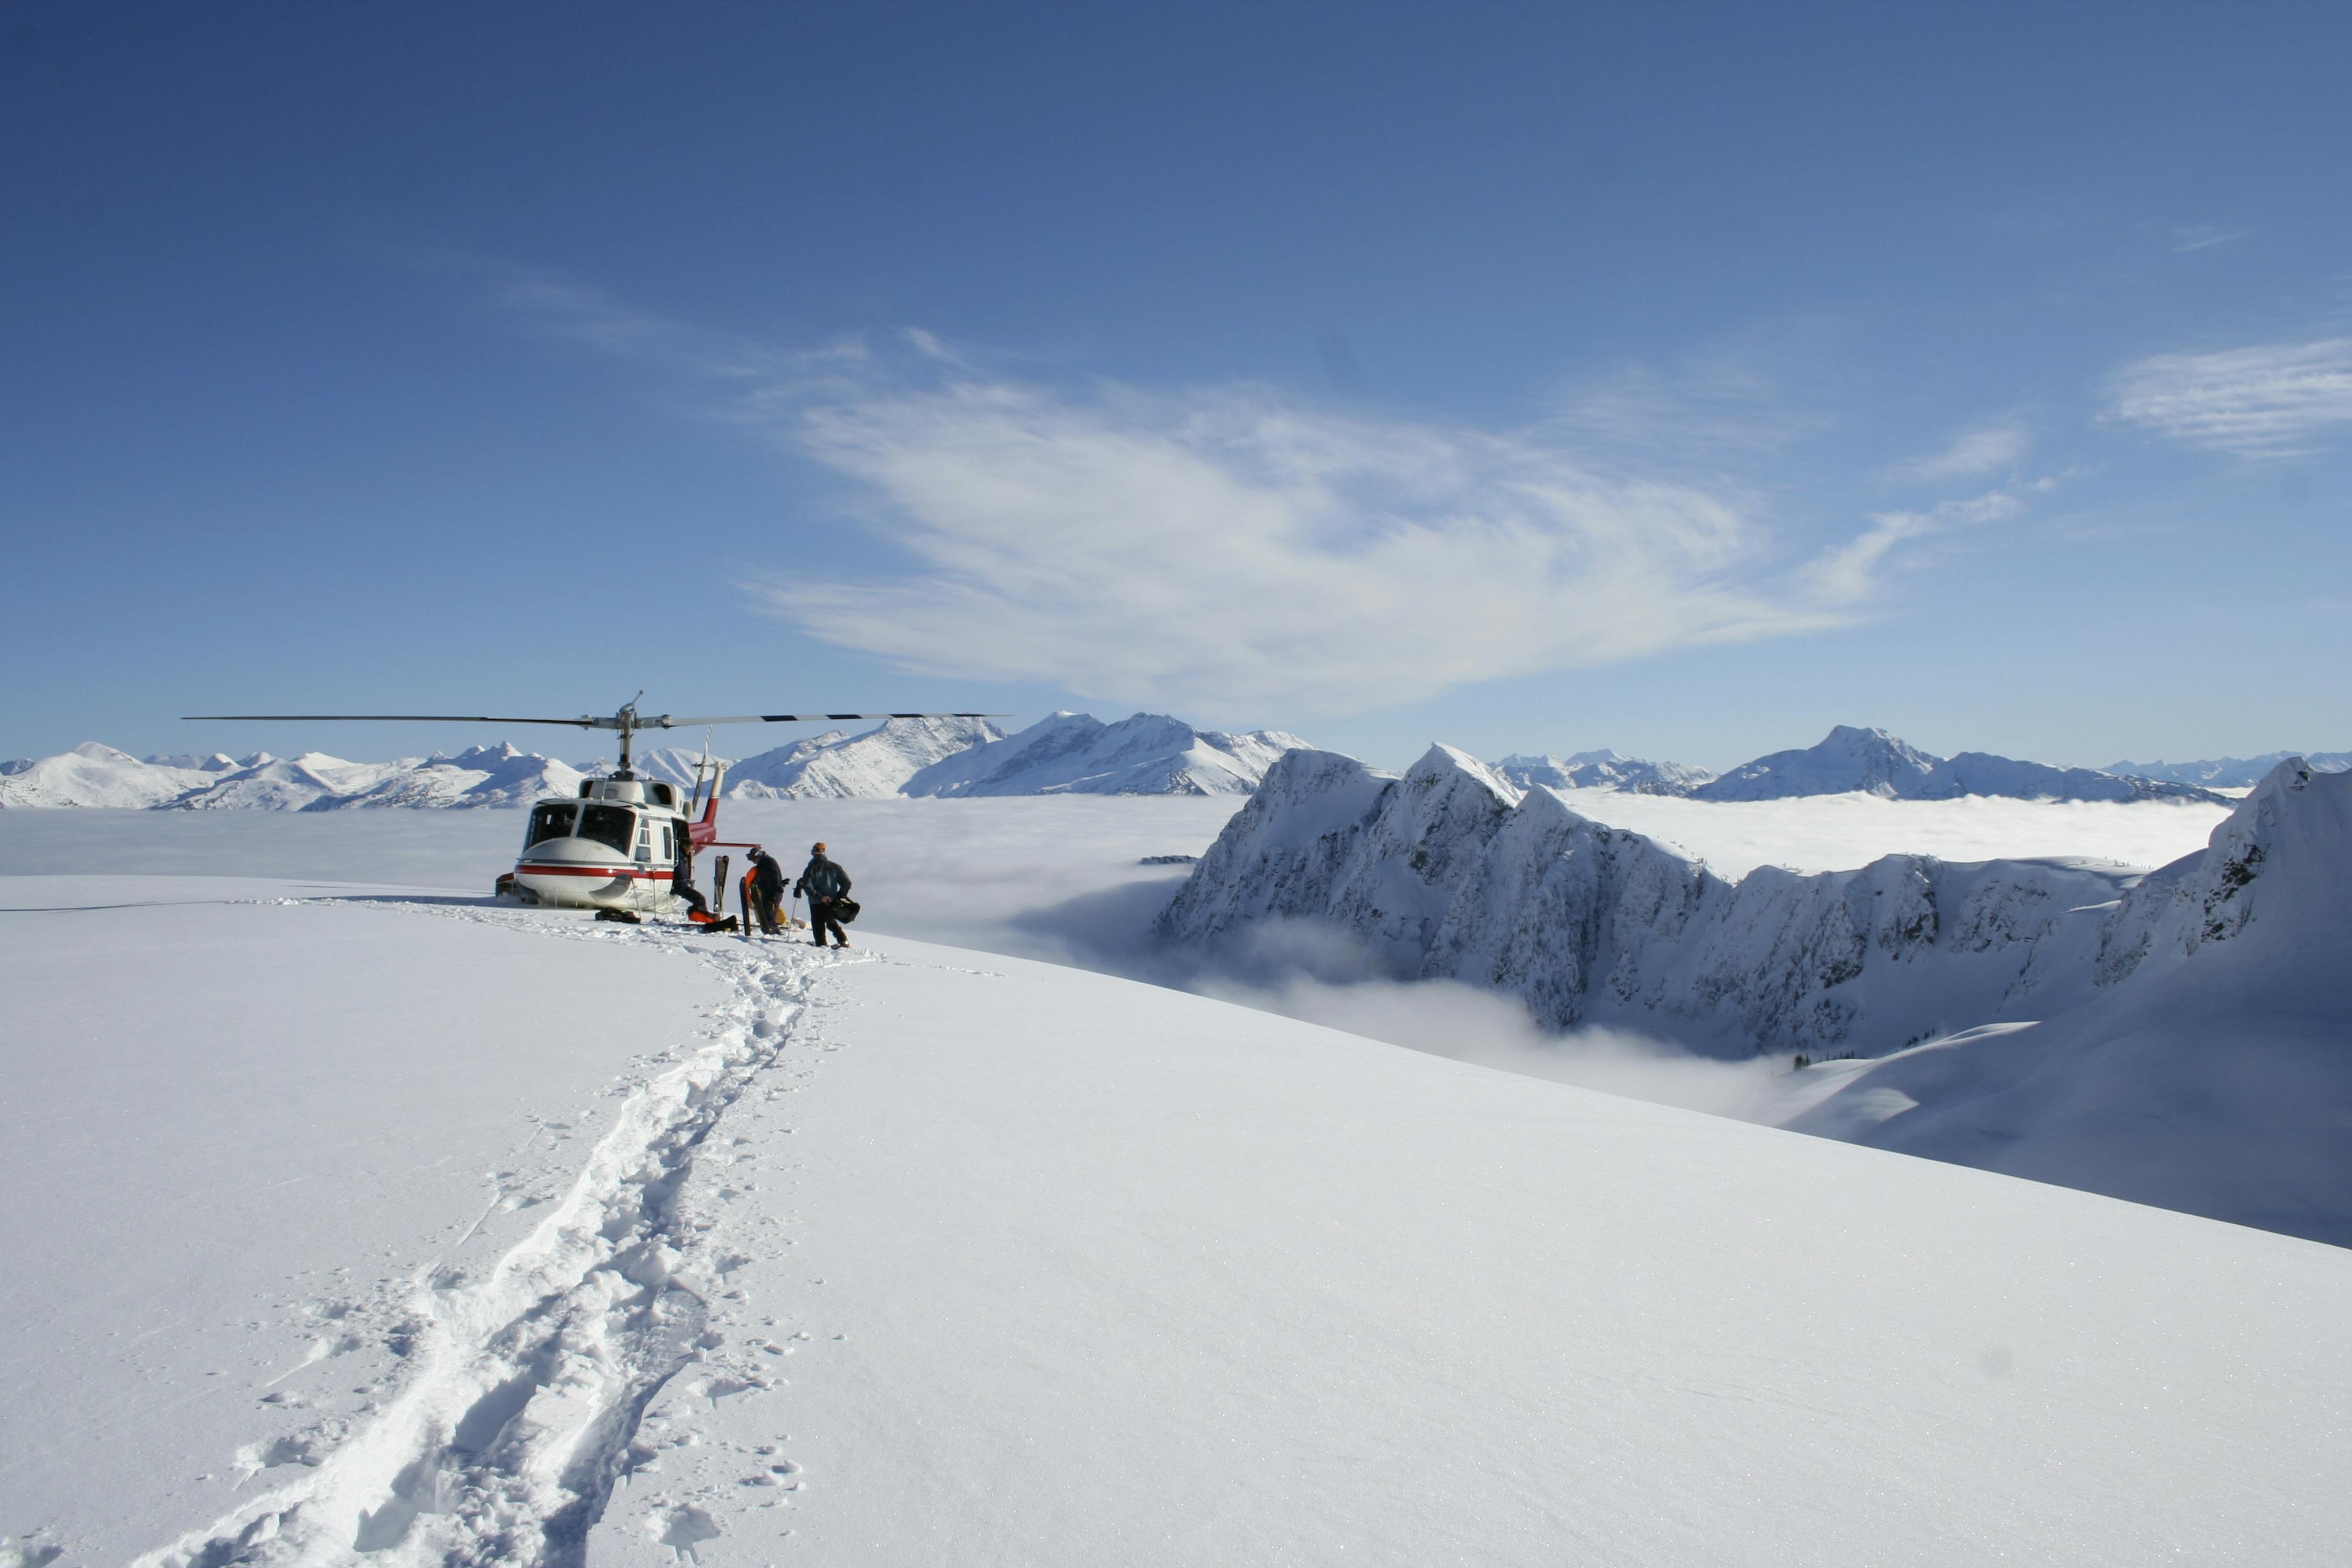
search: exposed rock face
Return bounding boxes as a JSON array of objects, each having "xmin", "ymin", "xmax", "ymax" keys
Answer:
[
  {"xmin": 1157, "ymin": 745, "xmax": 2135, "ymax": 1057},
  {"xmin": 2090, "ymin": 757, "xmax": 2346, "ymax": 987}
]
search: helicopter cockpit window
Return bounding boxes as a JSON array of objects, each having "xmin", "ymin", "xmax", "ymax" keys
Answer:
[
  {"xmin": 526, "ymin": 803, "xmax": 578, "ymax": 847},
  {"xmin": 578, "ymin": 804, "xmax": 638, "ymax": 855}
]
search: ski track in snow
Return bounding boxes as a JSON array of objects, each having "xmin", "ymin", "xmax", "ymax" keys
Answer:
[{"xmin": 135, "ymin": 902, "xmax": 861, "ymax": 1568}]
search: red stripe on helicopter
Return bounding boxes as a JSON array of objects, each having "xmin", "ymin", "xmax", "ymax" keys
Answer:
[{"xmin": 514, "ymin": 863, "xmax": 674, "ymax": 878}]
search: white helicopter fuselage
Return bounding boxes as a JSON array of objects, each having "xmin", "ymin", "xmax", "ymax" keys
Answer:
[{"xmin": 508, "ymin": 775, "xmax": 704, "ymax": 911}]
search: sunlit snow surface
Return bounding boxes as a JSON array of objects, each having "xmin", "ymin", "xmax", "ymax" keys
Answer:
[{"xmin": 4, "ymin": 871, "xmax": 2347, "ymax": 1566}]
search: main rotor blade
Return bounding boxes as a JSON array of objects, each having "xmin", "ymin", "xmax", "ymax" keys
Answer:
[
  {"xmin": 652, "ymin": 712, "xmax": 1006, "ymax": 727},
  {"xmin": 183, "ymin": 714, "xmax": 614, "ymax": 728}
]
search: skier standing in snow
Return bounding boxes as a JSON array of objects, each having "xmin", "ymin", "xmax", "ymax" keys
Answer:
[
  {"xmin": 796, "ymin": 841, "xmax": 853, "ymax": 949},
  {"xmin": 747, "ymin": 846, "xmax": 785, "ymax": 936}
]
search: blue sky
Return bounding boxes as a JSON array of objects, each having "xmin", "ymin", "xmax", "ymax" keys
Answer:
[{"xmin": 5, "ymin": 1, "xmax": 2348, "ymax": 772}]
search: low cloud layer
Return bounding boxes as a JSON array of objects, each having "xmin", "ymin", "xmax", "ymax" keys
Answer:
[{"xmin": 2108, "ymin": 335, "xmax": 2352, "ymax": 458}]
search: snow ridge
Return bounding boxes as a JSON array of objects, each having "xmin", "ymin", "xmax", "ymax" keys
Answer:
[
  {"xmin": 903, "ymin": 712, "xmax": 1309, "ymax": 797},
  {"xmin": 1769, "ymin": 760, "xmax": 2352, "ymax": 1245},
  {"xmin": 1697, "ymin": 725, "xmax": 2228, "ymax": 804},
  {"xmin": 138, "ymin": 918, "xmax": 840, "ymax": 1568},
  {"xmin": 729, "ymin": 715, "xmax": 1007, "ymax": 800},
  {"xmin": 1157, "ymin": 745, "xmax": 2135, "ymax": 1057}
]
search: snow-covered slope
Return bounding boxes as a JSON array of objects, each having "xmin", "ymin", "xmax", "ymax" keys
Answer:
[
  {"xmin": 2109, "ymin": 749, "xmax": 2352, "ymax": 788},
  {"xmin": 1494, "ymin": 748, "xmax": 1716, "ymax": 794},
  {"xmin": 1776, "ymin": 760, "xmax": 2352, "ymax": 1245},
  {"xmin": 1159, "ymin": 745, "xmax": 2139, "ymax": 1058},
  {"xmin": 0, "ymin": 742, "xmax": 222, "ymax": 809},
  {"xmin": 729, "ymin": 715, "xmax": 1007, "ymax": 799},
  {"xmin": 10, "ymin": 878, "xmax": 2348, "ymax": 1566},
  {"xmin": 1699, "ymin": 724, "xmax": 2227, "ymax": 803},
  {"xmin": 904, "ymin": 711, "xmax": 1309, "ymax": 797}
]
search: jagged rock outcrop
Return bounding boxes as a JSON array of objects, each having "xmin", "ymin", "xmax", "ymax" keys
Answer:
[{"xmin": 1157, "ymin": 745, "xmax": 2132, "ymax": 1056}]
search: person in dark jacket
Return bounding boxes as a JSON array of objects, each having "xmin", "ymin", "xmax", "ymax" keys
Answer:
[
  {"xmin": 671, "ymin": 843, "xmax": 710, "ymax": 921},
  {"xmin": 795, "ymin": 841, "xmax": 852, "ymax": 948},
  {"xmin": 747, "ymin": 846, "xmax": 785, "ymax": 936}
]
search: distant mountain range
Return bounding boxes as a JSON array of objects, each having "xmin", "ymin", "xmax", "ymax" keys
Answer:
[
  {"xmin": 7, "ymin": 720, "xmax": 2328, "ymax": 811},
  {"xmin": 0, "ymin": 714, "xmax": 1311, "ymax": 810},
  {"xmin": 2105, "ymin": 751, "xmax": 2352, "ymax": 789},
  {"xmin": 1494, "ymin": 750, "xmax": 1717, "ymax": 795},
  {"xmin": 1691, "ymin": 725, "xmax": 2229, "ymax": 804},
  {"xmin": 1494, "ymin": 726, "xmax": 2234, "ymax": 805}
]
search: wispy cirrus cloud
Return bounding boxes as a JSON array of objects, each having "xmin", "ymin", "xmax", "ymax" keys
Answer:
[
  {"xmin": 2171, "ymin": 223, "xmax": 2252, "ymax": 253},
  {"xmin": 1805, "ymin": 478, "xmax": 2056, "ymax": 604},
  {"xmin": 1884, "ymin": 423, "xmax": 2031, "ymax": 484},
  {"xmin": 2107, "ymin": 335, "xmax": 2352, "ymax": 458},
  {"xmin": 481, "ymin": 274, "xmax": 2027, "ymax": 718},
  {"xmin": 765, "ymin": 375, "xmax": 1869, "ymax": 717}
]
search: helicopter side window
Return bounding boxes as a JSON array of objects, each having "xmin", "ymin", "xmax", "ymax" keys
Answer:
[
  {"xmin": 578, "ymin": 804, "xmax": 637, "ymax": 855},
  {"xmin": 526, "ymin": 803, "xmax": 578, "ymax": 847}
]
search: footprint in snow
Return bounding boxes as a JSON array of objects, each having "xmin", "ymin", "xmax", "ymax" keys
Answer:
[{"xmin": 654, "ymin": 1506, "xmax": 721, "ymax": 1562}]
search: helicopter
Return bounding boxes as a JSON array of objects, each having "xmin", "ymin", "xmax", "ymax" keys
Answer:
[{"xmin": 183, "ymin": 698, "xmax": 999, "ymax": 914}]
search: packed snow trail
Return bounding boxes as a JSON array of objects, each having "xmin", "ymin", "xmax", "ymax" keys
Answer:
[{"xmin": 134, "ymin": 905, "xmax": 861, "ymax": 1568}]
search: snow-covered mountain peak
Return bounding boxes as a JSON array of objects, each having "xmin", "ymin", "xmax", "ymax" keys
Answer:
[
  {"xmin": 2096, "ymin": 756, "xmax": 2352, "ymax": 985},
  {"xmin": 1406, "ymin": 742, "xmax": 1522, "ymax": 805},
  {"xmin": 903, "ymin": 712, "xmax": 1308, "ymax": 797},
  {"xmin": 730, "ymin": 715, "xmax": 1008, "ymax": 800},
  {"xmin": 1698, "ymin": 726, "xmax": 2228, "ymax": 804},
  {"xmin": 1702, "ymin": 725, "xmax": 1940, "ymax": 801}
]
